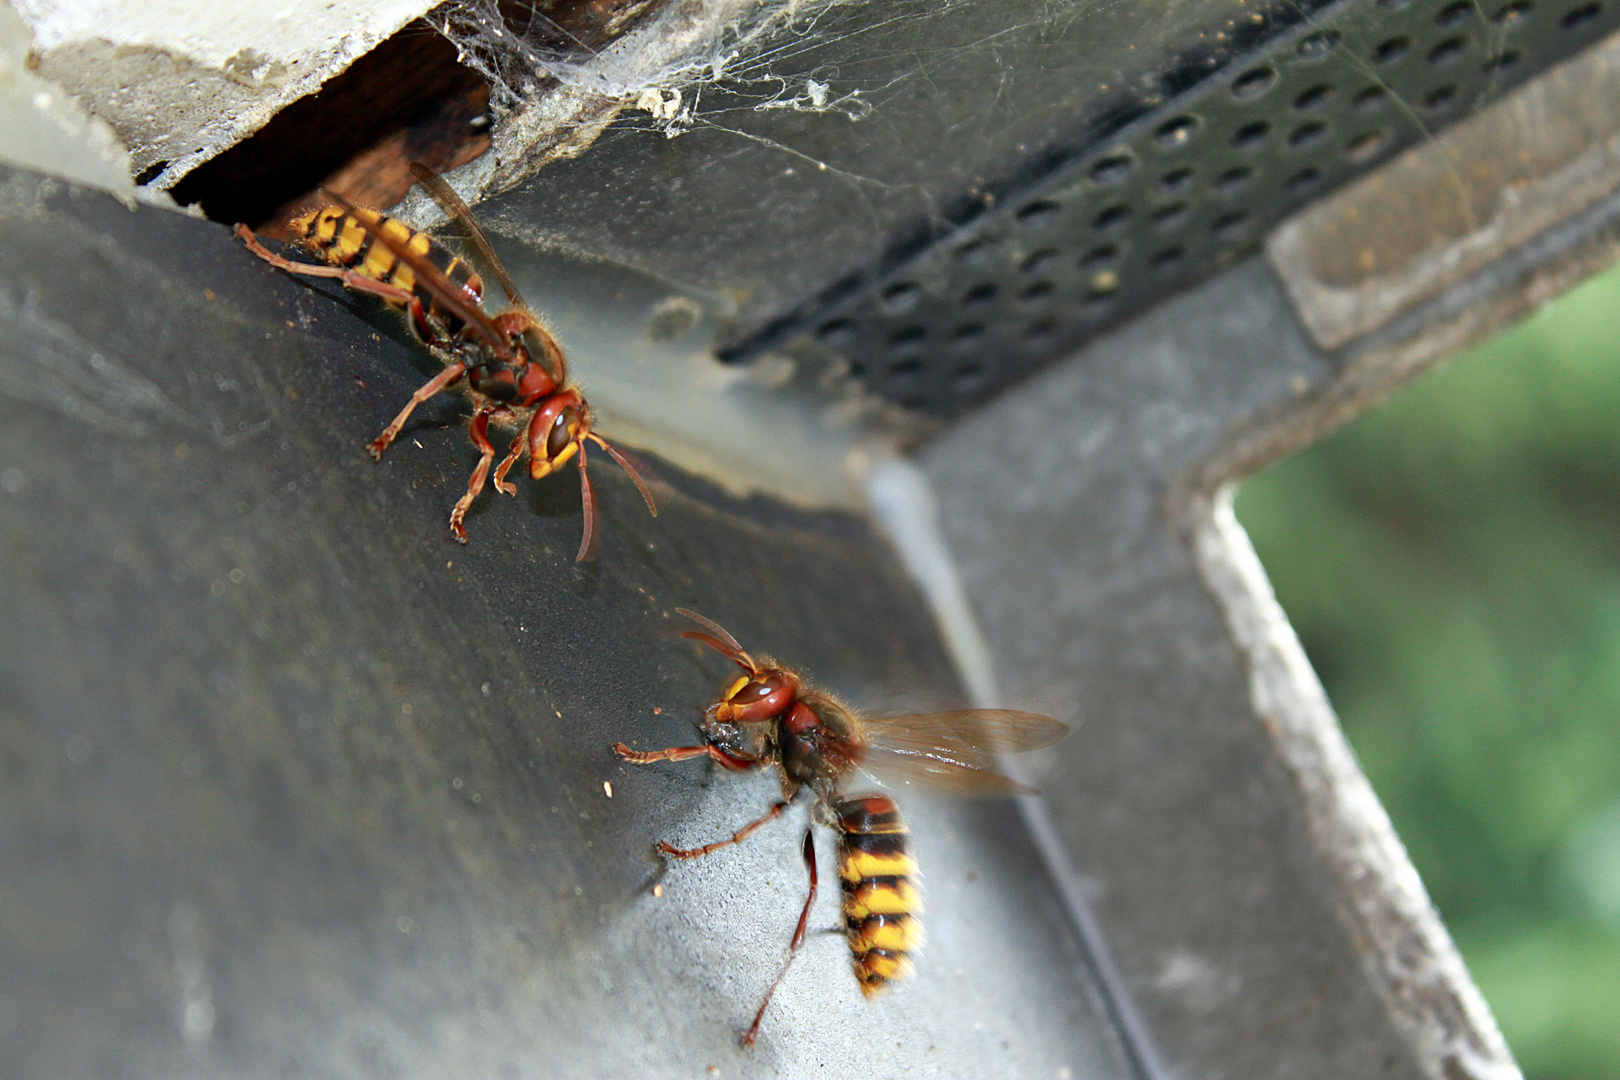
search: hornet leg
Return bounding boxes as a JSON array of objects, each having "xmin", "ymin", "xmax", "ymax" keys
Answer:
[
  {"xmin": 743, "ymin": 829, "xmax": 818, "ymax": 1048},
  {"xmin": 656, "ymin": 800, "xmax": 789, "ymax": 860},
  {"xmin": 612, "ymin": 742, "xmax": 754, "ymax": 770},
  {"xmin": 493, "ymin": 432, "xmax": 525, "ymax": 496},
  {"xmin": 448, "ymin": 406, "xmax": 497, "ymax": 543},
  {"xmin": 366, "ymin": 361, "xmax": 467, "ymax": 460},
  {"xmin": 236, "ymin": 224, "xmax": 427, "ymax": 315}
]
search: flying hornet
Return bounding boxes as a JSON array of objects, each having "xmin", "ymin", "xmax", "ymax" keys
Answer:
[{"xmin": 615, "ymin": 610, "xmax": 1068, "ymax": 1046}]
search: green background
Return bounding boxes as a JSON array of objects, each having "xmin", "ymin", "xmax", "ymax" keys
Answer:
[{"xmin": 1237, "ymin": 262, "xmax": 1620, "ymax": 1079}]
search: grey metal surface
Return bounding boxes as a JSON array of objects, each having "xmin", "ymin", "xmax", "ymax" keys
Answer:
[
  {"xmin": 919, "ymin": 260, "xmax": 1416, "ymax": 1080},
  {"xmin": 0, "ymin": 167, "xmax": 1133, "ymax": 1079},
  {"xmin": 916, "ymin": 199, "xmax": 1613, "ymax": 1078}
]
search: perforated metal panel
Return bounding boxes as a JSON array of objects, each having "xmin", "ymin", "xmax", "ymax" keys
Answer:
[{"xmin": 729, "ymin": 0, "xmax": 1620, "ymax": 415}]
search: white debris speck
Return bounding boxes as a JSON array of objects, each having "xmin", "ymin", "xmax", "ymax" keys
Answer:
[{"xmin": 635, "ymin": 87, "xmax": 682, "ymax": 121}]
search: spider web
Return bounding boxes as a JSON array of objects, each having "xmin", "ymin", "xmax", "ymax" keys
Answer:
[
  {"xmin": 431, "ymin": 0, "xmax": 881, "ymax": 141},
  {"xmin": 420, "ymin": 0, "xmax": 1488, "ymax": 219}
]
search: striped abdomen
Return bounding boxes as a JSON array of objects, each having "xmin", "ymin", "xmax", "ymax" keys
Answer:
[
  {"xmin": 836, "ymin": 795, "xmax": 923, "ymax": 997},
  {"xmin": 291, "ymin": 205, "xmax": 483, "ymax": 336}
]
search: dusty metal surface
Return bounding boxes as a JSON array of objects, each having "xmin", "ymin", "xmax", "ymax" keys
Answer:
[{"xmin": 0, "ymin": 166, "xmax": 1133, "ymax": 1079}]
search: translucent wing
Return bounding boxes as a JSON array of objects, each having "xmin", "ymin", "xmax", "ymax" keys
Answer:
[
  {"xmin": 410, "ymin": 162, "xmax": 523, "ymax": 307},
  {"xmin": 857, "ymin": 709, "xmax": 1069, "ymax": 796},
  {"xmin": 321, "ymin": 188, "xmax": 512, "ymax": 361},
  {"xmin": 409, "ymin": 162, "xmax": 567, "ymax": 385}
]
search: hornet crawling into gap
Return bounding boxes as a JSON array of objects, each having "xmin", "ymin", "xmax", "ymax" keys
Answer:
[
  {"xmin": 235, "ymin": 162, "xmax": 656, "ymax": 558},
  {"xmin": 614, "ymin": 609, "xmax": 1068, "ymax": 1047}
]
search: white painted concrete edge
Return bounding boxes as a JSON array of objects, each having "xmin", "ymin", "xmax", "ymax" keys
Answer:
[
  {"xmin": 9, "ymin": 0, "xmax": 438, "ymax": 186},
  {"xmin": 0, "ymin": 1, "xmax": 132, "ymax": 201}
]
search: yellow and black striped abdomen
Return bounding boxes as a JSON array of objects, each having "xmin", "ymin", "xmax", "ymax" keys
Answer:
[
  {"xmin": 290, "ymin": 205, "xmax": 483, "ymax": 330},
  {"xmin": 836, "ymin": 795, "xmax": 923, "ymax": 997}
]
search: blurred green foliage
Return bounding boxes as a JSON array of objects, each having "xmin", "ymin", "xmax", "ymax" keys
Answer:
[{"xmin": 1236, "ymin": 261, "xmax": 1620, "ymax": 1080}]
